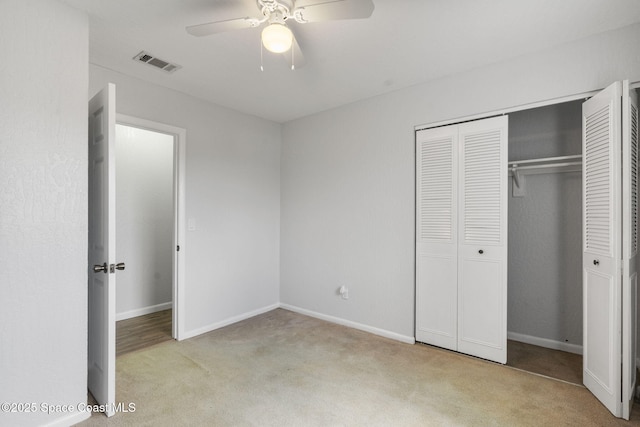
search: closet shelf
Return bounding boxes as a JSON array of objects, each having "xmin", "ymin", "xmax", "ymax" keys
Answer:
[{"xmin": 509, "ymin": 155, "xmax": 582, "ymax": 190}]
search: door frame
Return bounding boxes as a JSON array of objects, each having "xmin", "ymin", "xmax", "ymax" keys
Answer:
[
  {"xmin": 415, "ymin": 83, "xmax": 640, "ymax": 131},
  {"xmin": 116, "ymin": 114, "xmax": 187, "ymax": 340}
]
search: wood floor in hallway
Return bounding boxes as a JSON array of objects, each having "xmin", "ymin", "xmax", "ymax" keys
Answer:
[{"xmin": 116, "ymin": 309, "xmax": 172, "ymax": 357}]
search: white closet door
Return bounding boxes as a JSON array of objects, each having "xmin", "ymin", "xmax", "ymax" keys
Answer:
[
  {"xmin": 415, "ymin": 125, "xmax": 459, "ymax": 350},
  {"xmin": 582, "ymin": 81, "xmax": 623, "ymax": 417},
  {"xmin": 622, "ymin": 80, "xmax": 638, "ymax": 420},
  {"xmin": 457, "ymin": 116, "xmax": 508, "ymax": 364}
]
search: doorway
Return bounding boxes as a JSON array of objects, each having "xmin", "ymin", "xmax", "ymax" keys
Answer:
[
  {"xmin": 114, "ymin": 123, "xmax": 175, "ymax": 356},
  {"xmin": 115, "ymin": 114, "xmax": 187, "ymax": 343},
  {"xmin": 506, "ymin": 99, "xmax": 583, "ymax": 385}
]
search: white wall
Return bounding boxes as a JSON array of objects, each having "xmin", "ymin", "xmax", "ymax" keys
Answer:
[
  {"xmin": 280, "ymin": 23, "xmax": 640, "ymax": 340},
  {"xmin": 90, "ymin": 65, "xmax": 281, "ymax": 336},
  {"xmin": 507, "ymin": 102, "xmax": 583, "ymax": 349},
  {"xmin": 0, "ymin": 1, "xmax": 89, "ymax": 426},
  {"xmin": 116, "ymin": 125, "xmax": 174, "ymax": 318}
]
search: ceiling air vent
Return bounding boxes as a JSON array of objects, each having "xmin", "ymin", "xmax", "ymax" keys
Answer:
[{"xmin": 133, "ymin": 51, "xmax": 181, "ymax": 74}]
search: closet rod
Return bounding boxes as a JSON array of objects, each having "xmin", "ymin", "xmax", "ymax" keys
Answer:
[
  {"xmin": 508, "ymin": 154, "xmax": 582, "ymax": 167},
  {"xmin": 510, "ymin": 161, "xmax": 582, "ymax": 171}
]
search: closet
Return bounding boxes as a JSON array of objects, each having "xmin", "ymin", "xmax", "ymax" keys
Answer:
[
  {"xmin": 415, "ymin": 115, "xmax": 508, "ymax": 364},
  {"xmin": 415, "ymin": 80, "xmax": 638, "ymax": 420},
  {"xmin": 507, "ymin": 100, "xmax": 583, "ymax": 356}
]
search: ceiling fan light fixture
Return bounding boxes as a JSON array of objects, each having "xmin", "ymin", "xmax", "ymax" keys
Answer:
[{"xmin": 261, "ymin": 23, "xmax": 293, "ymax": 53}]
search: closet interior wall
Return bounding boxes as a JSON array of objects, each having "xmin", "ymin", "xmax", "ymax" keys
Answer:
[{"xmin": 507, "ymin": 100, "xmax": 583, "ymax": 351}]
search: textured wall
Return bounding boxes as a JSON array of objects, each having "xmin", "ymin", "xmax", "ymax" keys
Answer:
[
  {"xmin": 507, "ymin": 101, "xmax": 583, "ymax": 347},
  {"xmin": 281, "ymin": 24, "xmax": 640, "ymax": 339},
  {"xmin": 0, "ymin": 0, "xmax": 89, "ymax": 426},
  {"xmin": 116, "ymin": 125, "xmax": 174, "ymax": 317}
]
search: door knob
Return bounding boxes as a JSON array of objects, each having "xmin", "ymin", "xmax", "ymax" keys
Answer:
[
  {"xmin": 478, "ymin": 249, "xmax": 484, "ymax": 254},
  {"xmin": 108, "ymin": 262, "xmax": 126, "ymax": 273},
  {"xmin": 93, "ymin": 263, "xmax": 108, "ymax": 273},
  {"xmin": 593, "ymin": 259, "xmax": 600, "ymax": 266}
]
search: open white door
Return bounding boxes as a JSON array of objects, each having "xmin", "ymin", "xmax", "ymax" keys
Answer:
[
  {"xmin": 457, "ymin": 115, "xmax": 508, "ymax": 364},
  {"xmin": 415, "ymin": 125, "xmax": 459, "ymax": 351},
  {"xmin": 582, "ymin": 81, "xmax": 623, "ymax": 417},
  {"xmin": 88, "ymin": 83, "xmax": 117, "ymax": 417},
  {"xmin": 622, "ymin": 80, "xmax": 638, "ymax": 420}
]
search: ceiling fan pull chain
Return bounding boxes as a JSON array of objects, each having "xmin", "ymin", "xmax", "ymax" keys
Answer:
[
  {"xmin": 291, "ymin": 42, "xmax": 295, "ymax": 71},
  {"xmin": 260, "ymin": 39, "xmax": 264, "ymax": 72}
]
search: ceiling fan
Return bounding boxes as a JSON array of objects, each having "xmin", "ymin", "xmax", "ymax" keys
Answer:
[{"xmin": 186, "ymin": 0, "xmax": 375, "ymax": 69}]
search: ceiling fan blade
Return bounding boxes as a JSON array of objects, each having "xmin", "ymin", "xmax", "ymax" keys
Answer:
[
  {"xmin": 281, "ymin": 31, "xmax": 306, "ymax": 69},
  {"xmin": 186, "ymin": 17, "xmax": 256, "ymax": 37},
  {"xmin": 292, "ymin": 0, "xmax": 374, "ymax": 23}
]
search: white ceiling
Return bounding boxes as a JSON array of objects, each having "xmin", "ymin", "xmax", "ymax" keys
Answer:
[{"xmin": 61, "ymin": 0, "xmax": 640, "ymax": 123}]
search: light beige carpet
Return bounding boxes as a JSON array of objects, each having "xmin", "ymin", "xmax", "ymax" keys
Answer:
[{"xmin": 78, "ymin": 309, "xmax": 640, "ymax": 426}]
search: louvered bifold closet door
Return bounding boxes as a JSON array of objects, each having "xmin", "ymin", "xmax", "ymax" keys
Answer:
[
  {"xmin": 457, "ymin": 115, "xmax": 508, "ymax": 364},
  {"xmin": 415, "ymin": 125, "xmax": 459, "ymax": 350},
  {"xmin": 582, "ymin": 82, "xmax": 622, "ymax": 417},
  {"xmin": 622, "ymin": 80, "xmax": 638, "ymax": 420}
]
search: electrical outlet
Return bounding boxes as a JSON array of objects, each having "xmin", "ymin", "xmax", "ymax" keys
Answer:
[{"xmin": 339, "ymin": 285, "xmax": 349, "ymax": 300}]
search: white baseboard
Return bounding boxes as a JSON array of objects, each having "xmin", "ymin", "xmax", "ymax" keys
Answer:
[
  {"xmin": 279, "ymin": 303, "xmax": 416, "ymax": 345},
  {"xmin": 180, "ymin": 303, "xmax": 280, "ymax": 341},
  {"xmin": 116, "ymin": 302, "xmax": 173, "ymax": 321},
  {"xmin": 508, "ymin": 331, "xmax": 582, "ymax": 355},
  {"xmin": 43, "ymin": 410, "xmax": 90, "ymax": 427}
]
